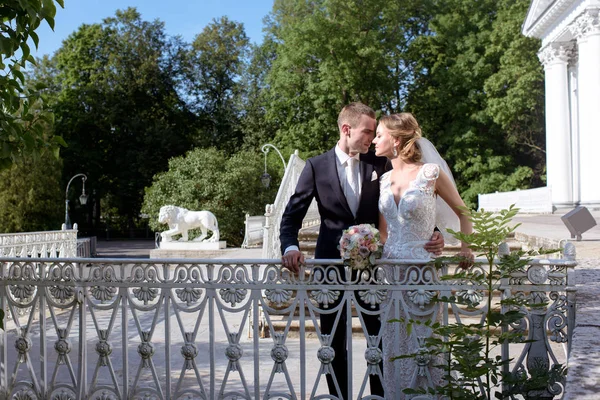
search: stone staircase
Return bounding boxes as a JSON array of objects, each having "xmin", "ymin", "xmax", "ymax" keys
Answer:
[{"xmin": 260, "ymin": 225, "xmax": 523, "ymax": 338}]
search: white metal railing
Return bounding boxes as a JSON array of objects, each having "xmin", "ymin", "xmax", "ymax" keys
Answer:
[
  {"xmin": 0, "ymin": 244, "xmax": 575, "ymax": 399},
  {"xmin": 0, "ymin": 226, "xmax": 79, "ymax": 258},
  {"xmin": 262, "ymin": 151, "xmax": 320, "ymax": 259}
]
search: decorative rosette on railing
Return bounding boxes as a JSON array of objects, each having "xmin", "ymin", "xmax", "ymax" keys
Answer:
[{"xmin": 338, "ymin": 224, "xmax": 382, "ymax": 270}]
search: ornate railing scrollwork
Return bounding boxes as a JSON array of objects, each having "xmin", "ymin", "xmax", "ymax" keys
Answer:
[{"xmin": 0, "ymin": 254, "xmax": 575, "ymax": 399}]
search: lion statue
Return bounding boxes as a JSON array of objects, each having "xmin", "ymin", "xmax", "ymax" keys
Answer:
[{"xmin": 158, "ymin": 205, "xmax": 220, "ymax": 243}]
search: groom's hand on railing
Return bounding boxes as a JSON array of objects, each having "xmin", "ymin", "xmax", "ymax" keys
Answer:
[{"xmin": 282, "ymin": 249, "xmax": 304, "ymax": 274}]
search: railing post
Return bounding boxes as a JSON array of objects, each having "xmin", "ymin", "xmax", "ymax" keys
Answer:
[
  {"xmin": 262, "ymin": 204, "xmax": 273, "ymax": 259},
  {"xmin": 252, "ymin": 264, "xmax": 261, "ymax": 400},
  {"xmin": 121, "ymin": 282, "xmax": 129, "ymax": 399},
  {"xmin": 77, "ymin": 267, "xmax": 87, "ymax": 398},
  {"xmin": 563, "ymin": 242, "xmax": 577, "ymax": 355},
  {"xmin": 242, "ymin": 214, "xmax": 250, "ymax": 249},
  {"xmin": 164, "ymin": 263, "xmax": 172, "ymax": 400},
  {"xmin": 39, "ymin": 262, "xmax": 48, "ymax": 398},
  {"xmin": 0, "ymin": 262, "xmax": 6, "ymax": 393},
  {"xmin": 208, "ymin": 263, "xmax": 216, "ymax": 400},
  {"xmin": 498, "ymin": 242, "xmax": 511, "ymax": 392}
]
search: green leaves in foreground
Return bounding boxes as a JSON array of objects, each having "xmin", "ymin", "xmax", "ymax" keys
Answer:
[
  {"xmin": 402, "ymin": 205, "xmax": 565, "ymax": 399},
  {"xmin": 448, "ymin": 204, "xmax": 520, "ymax": 263},
  {"xmin": 0, "ymin": 0, "xmax": 66, "ymax": 170}
]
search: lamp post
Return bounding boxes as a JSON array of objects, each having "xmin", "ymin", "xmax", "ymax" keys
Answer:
[
  {"xmin": 64, "ymin": 173, "xmax": 88, "ymax": 229},
  {"xmin": 261, "ymin": 144, "xmax": 287, "ymax": 188}
]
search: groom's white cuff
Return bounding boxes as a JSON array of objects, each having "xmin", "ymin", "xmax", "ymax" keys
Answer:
[{"xmin": 284, "ymin": 245, "xmax": 300, "ymax": 254}]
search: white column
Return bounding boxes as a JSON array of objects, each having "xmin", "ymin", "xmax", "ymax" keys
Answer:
[
  {"xmin": 570, "ymin": 9, "xmax": 600, "ymax": 207},
  {"xmin": 568, "ymin": 65, "xmax": 580, "ymax": 204},
  {"xmin": 538, "ymin": 43, "xmax": 574, "ymax": 208}
]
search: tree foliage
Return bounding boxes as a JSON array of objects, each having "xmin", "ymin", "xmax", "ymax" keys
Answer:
[
  {"xmin": 16, "ymin": 0, "xmax": 547, "ymax": 235},
  {"xmin": 37, "ymin": 8, "xmax": 197, "ymax": 233},
  {"xmin": 406, "ymin": 0, "xmax": 543, "ymax": 207},
  {"xmin": 483, "ymin": 0, "xmax": 545, "ymax": 181},
  {"xmin": 239, "ymin": 38, "xmax": 280, "ymax": 151},
  {"xmin": 0, "ymin": 0, "xmax": 65, "ymax": 170},
  {"xmin": 0, "ymin": 152, "xmax": 62, "ymax": 232},
  {"xmin": 186, "ymin": 16, "xmax": 250, "ymax": 153},
  {"xmin": 141, "ymin": 148, "xmax": 278, "ymax": 246},
  {"xmin": 262, "ymin": 0, "xmax": 433, "ymax": 154}
]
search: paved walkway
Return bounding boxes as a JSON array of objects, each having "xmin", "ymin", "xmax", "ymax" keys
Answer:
[
  {"xmin": 95, "ymin": 209, "xmax": 600, "ymax": 260},
  {"xmin": 512, "ymin": 209, "xmax": 600, "ymax": 259}
]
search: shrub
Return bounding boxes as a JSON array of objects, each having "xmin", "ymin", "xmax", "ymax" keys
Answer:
[{"xmin": 141, "ymin": 147, "xmax": 278, "ymax": 246}]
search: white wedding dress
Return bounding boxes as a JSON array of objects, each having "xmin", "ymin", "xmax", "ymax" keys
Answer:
[{"xmin": 378, "ymin": 163, "xmax": 444, "ymax": 399}]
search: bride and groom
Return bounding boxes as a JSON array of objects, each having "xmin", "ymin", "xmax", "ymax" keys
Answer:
[{"xmin": 280, "ymin": 102, "xmax": 473, "ymax": 399}]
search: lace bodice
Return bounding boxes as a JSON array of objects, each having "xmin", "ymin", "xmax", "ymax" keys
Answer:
[{"xmin": 379, "ymin": 163, "xmax": 439, "ymax": 259}]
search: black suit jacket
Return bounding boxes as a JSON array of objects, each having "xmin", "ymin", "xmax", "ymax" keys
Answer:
[{"xmin": 280, "ymin": 148, "xmax": 389, "ymax": 259}]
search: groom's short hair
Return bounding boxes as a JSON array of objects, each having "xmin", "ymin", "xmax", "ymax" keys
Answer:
[{"xmin": 337, "ymin": 102, "xmax": 375, "ymax": 130}]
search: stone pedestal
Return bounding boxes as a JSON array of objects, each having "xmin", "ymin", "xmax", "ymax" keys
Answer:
[{"xmin": 150, "ymin": 241, "xmax": 227, "ymax": 259}]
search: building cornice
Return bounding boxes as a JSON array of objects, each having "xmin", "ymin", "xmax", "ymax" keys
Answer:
[{"xmin": 523, "ymin": 0, "xmax": 579, "ymax": 38}]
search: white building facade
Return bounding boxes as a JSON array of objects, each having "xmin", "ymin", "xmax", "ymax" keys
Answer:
[{"xmin": 523, "ymin": 0, "xmax": 600, "ymax": 208}]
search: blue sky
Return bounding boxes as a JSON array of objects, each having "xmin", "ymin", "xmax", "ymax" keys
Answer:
[{"xmin": 32, "ymin": 0, "xmax": 275, "ymax": 58}]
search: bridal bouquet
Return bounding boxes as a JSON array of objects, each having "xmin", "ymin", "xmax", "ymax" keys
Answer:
[{"xmin": 339, "ymin": 224, "xmax": 382, "ymax": 270}]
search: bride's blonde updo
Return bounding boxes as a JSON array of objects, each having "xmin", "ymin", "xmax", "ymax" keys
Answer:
[{"xmin": 379, "ymin": 113, "xmax": 422, "ymax": 162}]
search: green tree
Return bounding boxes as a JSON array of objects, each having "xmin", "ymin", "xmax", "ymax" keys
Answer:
[
  {"xmin": 186, "ymin": 16, "xmax": 249, "ymax": 153},
  {"xmin": 35, "ymin": 8, "xmax": 197, "ymax": 235},
  {"xmin": 406, "ymin": 0, "xmax": 543, "ymax": 207},
  {"xmin": 239, "ymin": 38, "xmax": 280, "ymax": 151},
  {"xmin": 0, "ymin": 152, "xmax": 62, "ymax": 232},
  {"xmin": 484, "ymin": 0, "xmax": 545, "ymax": 184},
  {"xmin": 263, "ymin": 0, "xmax": 432, "ymax": 154},
  {"xmin": 0, "ymin": 0, "xmax": 65, "ymax": 169},
  {"xmin": 142, "ymin": 148, "xmax": 278, "ymax": 246}
]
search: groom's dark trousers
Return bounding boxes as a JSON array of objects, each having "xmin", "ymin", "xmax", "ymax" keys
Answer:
[{"xmin": 280, "ymin": 148, "xmax": 389, "ymax": 399}]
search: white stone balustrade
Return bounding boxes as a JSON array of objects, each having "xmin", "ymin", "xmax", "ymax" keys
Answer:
[
  {"xmin": 241, "ymin": 214, "xmax": 266, "ymax": 248},
  {"xmin": 262, "ymin": 151, "xmax": 320, "ymax": 259},
  {"xmin": 478, "ymin": 186, "xmax": 554, "ymax": 213},
  {"xmin": 0, "ymin": 227, "xmax": 78, "ymax": 258}
]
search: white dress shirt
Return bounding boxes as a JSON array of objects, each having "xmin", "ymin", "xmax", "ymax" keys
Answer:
[{"xmin": 335, "ymin": 145, "xmax": 362, "ymax": 215}]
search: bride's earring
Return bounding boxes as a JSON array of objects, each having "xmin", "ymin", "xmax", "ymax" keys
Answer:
[{"xmin": 392, "ymin": 146, "xmax": 398, "ymax": 157}]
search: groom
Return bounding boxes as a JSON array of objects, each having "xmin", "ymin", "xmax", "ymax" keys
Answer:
[{"xmin": 279, "ymin": 102, "xmax": 444, "ymax": 399}]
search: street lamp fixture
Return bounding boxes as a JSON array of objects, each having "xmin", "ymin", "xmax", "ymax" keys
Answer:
[
  {"xmin": 261, "ymin": 144, "xmax": 287, "ymax": 188},
  {"xmin": 65, "ymin": 173, "xmax": 88, "ymax": 229},
  {"xmin": 260, "ymin": 172, "xmax": 272, "ymax": 188}
]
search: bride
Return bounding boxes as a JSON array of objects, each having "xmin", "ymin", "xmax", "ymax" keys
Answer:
[{"xmin": 372, "ymin": 113, "xmax": 473, "ymax": 398}]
